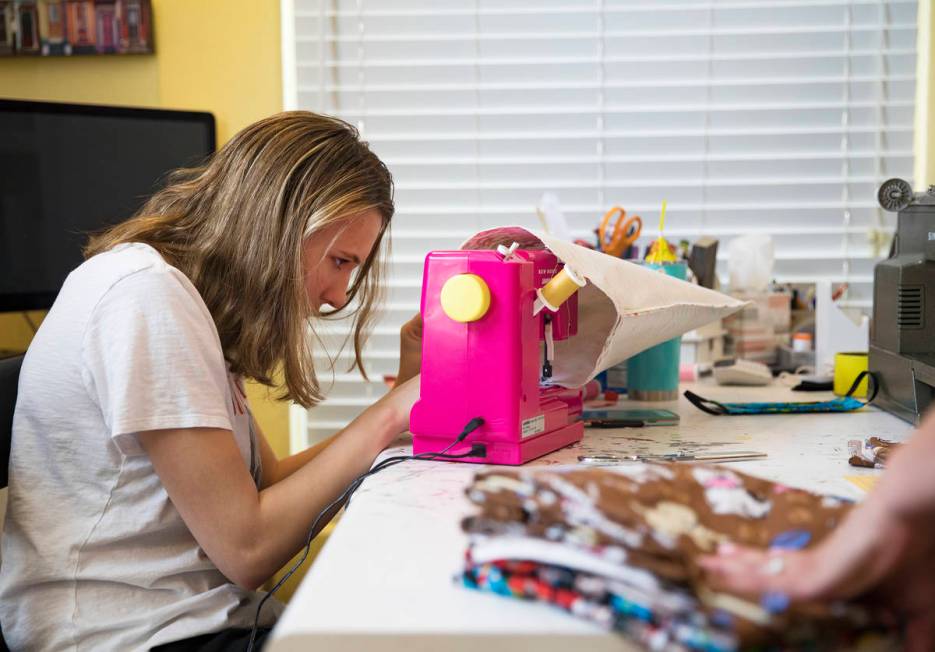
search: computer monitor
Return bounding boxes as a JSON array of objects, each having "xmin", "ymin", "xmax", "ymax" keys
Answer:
[{"xmin": 0, "ymin": 99, "xmax": 215, "ymax": 312}]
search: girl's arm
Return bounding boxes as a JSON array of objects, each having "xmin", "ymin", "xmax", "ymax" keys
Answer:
[
  {"xmin": 255, "ymin": 421, "xmax": 335, "ymax": 490},
  {"xmin": 139, "ymin": 376, "xmax": 420, "ymax": 591},
  {"xmin": 253, "ymin": 313, "xmax": 427, "ymax": 495},
  {"xmin": 870, "ymin": 405, "xmax": 935, "ymax": 518}
]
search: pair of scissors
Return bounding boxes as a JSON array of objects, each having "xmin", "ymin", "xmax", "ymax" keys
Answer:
[
  {"xmin": 598, "ymin": 206, "xmax": 642, "ymax": 257},
  {"xmin": 578, "ymin": 451, "xmax": 767, "ymax": 464}
]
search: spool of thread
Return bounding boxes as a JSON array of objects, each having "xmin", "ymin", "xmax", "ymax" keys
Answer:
[
  {"xmin": 833, "ymin": 351, "xmax": 868, "ymax": 397},
  {"xmin": 537, "ymin": 265, "xmax": 586, "ymax": 312},
  {"xmin": 582, "ymin": 379, "xmax": 602, "ymax": 401},
  {"xmin": 679, "ymin": 362, "xmax": 712, "ymax": 382}
]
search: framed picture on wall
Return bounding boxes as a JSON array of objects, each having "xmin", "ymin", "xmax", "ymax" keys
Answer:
[{"xmin": 1, "ymin": 0, "xmax": 152, "ymax": 56}]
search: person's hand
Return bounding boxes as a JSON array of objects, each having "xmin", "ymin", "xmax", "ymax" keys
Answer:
[
  {"xmin": 372, "ymin": 374, "xmax": 420, "ymax": 445},
  {"xmin": 699, "ymin": 499, "xmax": 935, "ymax": 650},
  {"xmin": 396, "ymin": 314, "xmax": 422, "ymax": 386}
]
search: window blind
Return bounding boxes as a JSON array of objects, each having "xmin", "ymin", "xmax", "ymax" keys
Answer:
[{"xmin": 282, "ymin": 0, "xmax": 918, "ymax": 445}]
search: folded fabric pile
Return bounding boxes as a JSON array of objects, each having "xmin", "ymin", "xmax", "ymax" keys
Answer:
[
  {"xmin": 460, "ymin": 464, "xmax": 897, "ymax": 651},
  {"xmin": 847, "ymin": 437, "xmax": 898, "ymax": 469}
]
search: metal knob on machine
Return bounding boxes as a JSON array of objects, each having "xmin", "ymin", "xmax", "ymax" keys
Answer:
[{"xmin": 877, "ymin": 177, "xmax": 915, "ymax": 212}]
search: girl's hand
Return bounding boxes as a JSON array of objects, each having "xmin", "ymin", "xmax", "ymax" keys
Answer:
[
  {"xmin": 396, "ymin": 314, "xmax": 422, "ymax": 386},
  {"xmin": 699, "ymin": 501, "xmax": 935, "ymax": 651},
  {"xmin": 373, "ymin": 374, "xmax": 421, "ymax": 444}
]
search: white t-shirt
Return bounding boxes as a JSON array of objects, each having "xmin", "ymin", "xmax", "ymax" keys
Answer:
[{"xmin": 0, "ymin": 243, "xmax": 283, "ymax": 651}]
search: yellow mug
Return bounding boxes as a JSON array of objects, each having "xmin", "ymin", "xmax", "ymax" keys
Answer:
[{"xmin": 834, "ymin": 351, "xmax": 868, "ymax": 397}]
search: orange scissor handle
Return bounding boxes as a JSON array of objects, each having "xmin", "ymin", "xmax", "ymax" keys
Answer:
[{"xmin": 598, "ymin": 206, "xmax": 642, "ymax": 257}]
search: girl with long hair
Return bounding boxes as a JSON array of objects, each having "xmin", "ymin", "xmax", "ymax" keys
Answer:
[{"xmin": 0, "ymin": 112, "xmax": 421, "ymax": 651}]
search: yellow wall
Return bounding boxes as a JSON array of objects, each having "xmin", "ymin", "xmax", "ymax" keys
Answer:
[
  {"xmin": 154, "ymin": 1, "xmax": 283, "ymax": 146},
  {"xmin": 0, "ymin": 0, "xmax": 289, "ymax": 456},
  {"xmin": 0, "ymin": 54, "xmax": 160, "ymax": 105}
]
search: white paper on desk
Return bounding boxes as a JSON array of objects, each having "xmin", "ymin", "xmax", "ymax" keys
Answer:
[{"xmin": 462, "ymin": 226, "xmax": 747, "ymax": 388}]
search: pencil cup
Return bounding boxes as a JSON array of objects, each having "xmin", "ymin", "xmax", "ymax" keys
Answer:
[
  {"xmin": 833, "ymin": 351, "xmax": 868, "ymax": 397},
  {"xmin": 627, "ymin": 261, "xmax": 687, "ymax": 401}
]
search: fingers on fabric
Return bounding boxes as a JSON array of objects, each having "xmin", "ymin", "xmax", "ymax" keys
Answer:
[{"xmin": 701, "ymin": 545, "xmax": 821, "ymax": 602}]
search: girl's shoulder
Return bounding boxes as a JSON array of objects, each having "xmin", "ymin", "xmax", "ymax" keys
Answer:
[
  {"xmin": 61, "ymin": 243, "xmax": 213, "ymax": 336},
  {"xmin": 81, "ymin": 242, "xmax": 172, "ymax": 282}
]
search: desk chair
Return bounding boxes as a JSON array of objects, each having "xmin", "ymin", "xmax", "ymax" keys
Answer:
[
  {"xmin": 1, "ymin": 354, "xmax": 23, "ymax": 488},
  {"xmin": 0, "ymin": 354, "xmax": 23, "ymax": 652}
]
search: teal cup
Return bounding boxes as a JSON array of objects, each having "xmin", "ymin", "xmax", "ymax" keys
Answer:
[{"xmin": 627, "ymin": 261, "xmax": 687, "ymax": 401}]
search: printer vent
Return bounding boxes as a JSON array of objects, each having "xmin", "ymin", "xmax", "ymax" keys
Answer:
[{"xmin": 898, "ymin": 285, "xmax": 924, "ymax": 329}]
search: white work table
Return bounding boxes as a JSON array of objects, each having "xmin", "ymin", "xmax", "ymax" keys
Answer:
[{"xmin": 266, "ymin": 381, "xmax": 914, "ymax": 652}]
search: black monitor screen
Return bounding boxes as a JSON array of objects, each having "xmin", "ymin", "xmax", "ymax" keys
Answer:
[{"xmin": 0, "ymin": 100, "xmax": 215, "ymax": 311}]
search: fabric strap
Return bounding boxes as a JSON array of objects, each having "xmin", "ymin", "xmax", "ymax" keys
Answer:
[{"xmin": 684, "ymin": 370, "xmax": 877, "ymax": 416}]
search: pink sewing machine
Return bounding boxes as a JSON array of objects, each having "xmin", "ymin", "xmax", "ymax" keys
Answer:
[{"xmin": 410, "ymin": 243, "xmax": 586, "ymax": 465}]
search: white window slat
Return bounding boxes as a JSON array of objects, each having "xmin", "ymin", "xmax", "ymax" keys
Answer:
[
  {"xmin": 297, "ymin": 48, "xmax": 915, "ymax": 69},
  {"xmin": 318, "ymin": 24, "xmax": 915, "ymax": 44},
  {"xmin": 382, "ymin": 149, "xmax": 914, "ymax": 166}
]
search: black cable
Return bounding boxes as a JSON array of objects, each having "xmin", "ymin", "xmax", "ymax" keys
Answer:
[
  {"xmin": 21, "ymin": 312, "xmax": 37, "ymax": 334},
  {"xmin": 367, "ymin": 438, "xmax": 485, "ymax": 474},
  {"xmin": 363, "ymin": 416, "xmax": 484, "ymax": 480},
  {"xmin": 245, "ymin": 416, "xmax": 484, "ymax": 652}
]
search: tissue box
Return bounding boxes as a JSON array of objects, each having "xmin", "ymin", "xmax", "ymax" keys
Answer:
[
  {"xmin": 731, "ymin": 291, "xmax": 790, "ymax": 331},
  {"xmin": 681, "ymin": 319, "xmax": 726, "ymax": 364},
  {"xmin": 725, "ymin": 291, "xmax": 791, "ymax": 364}
]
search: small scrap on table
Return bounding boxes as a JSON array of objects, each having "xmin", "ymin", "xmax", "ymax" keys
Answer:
[{"xmin": 847, "ymin": 437, "xmax": 898, "ymax": 469}]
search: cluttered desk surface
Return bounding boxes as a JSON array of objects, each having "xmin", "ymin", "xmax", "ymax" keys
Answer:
[{"xmin": 266, "ymin": 381, "xmax": 913, "ymax": 652}]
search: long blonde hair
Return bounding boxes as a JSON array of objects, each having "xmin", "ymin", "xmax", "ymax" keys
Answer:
[{"xmin": 85, "ymin": 111, "xmax": 394, "ymax": 407}]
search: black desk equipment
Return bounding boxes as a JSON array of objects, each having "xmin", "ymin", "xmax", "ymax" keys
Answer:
[
  {"xmin": 0, "ymin": 99, "xmax": 215, "ymax": 312},
  {"xmin": 870, "ymin": 178, "xmax": 935, "ymax": 424}
]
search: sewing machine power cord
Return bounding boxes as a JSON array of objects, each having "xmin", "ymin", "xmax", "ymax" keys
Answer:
[{"xmin": 246, "ymin": 416, "xmax": 486, "ymax": 652}]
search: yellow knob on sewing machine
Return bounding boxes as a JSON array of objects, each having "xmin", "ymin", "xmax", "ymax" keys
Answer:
[{"xmin": 440, "ymin": 274, "xmax": 490, "ymax": 323}]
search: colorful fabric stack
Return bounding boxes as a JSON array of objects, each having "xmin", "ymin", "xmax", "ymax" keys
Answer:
[{"xmin": 460, "ymin": 463, "xmax": 898, "ymax": 651}]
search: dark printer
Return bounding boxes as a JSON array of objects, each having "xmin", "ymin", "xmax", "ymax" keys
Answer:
[{"xmin": 871, "ymin": 178, "xmax": 935, "ymax": 424}]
